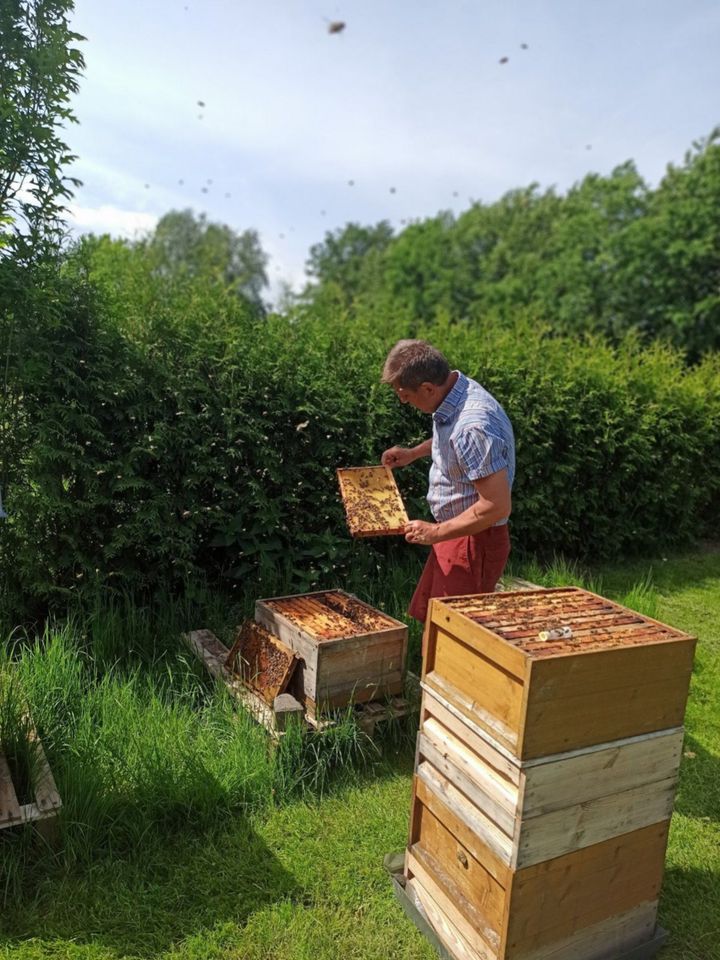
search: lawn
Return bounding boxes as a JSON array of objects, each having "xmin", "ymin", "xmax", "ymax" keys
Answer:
[{"xmin": 0, "ymin": 548, "xmax": 718, "ymax": 960}]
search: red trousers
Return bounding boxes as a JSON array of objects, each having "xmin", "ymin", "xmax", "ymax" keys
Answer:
[{"xmin": 408, "ymin": 524, "xmax": 511, "ymax": 625}]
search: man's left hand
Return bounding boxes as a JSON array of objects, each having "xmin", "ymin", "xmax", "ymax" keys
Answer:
[{"xmin": 404, "ymin": 520, "xmax": 440, "ymax": 546}]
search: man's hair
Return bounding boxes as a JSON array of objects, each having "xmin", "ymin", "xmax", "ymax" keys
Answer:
[{"xmin": 381, "ymin": 339, "xmax": 451, "ymax": 390}]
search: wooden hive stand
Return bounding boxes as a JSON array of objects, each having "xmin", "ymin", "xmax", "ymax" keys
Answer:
[
  {"xmin": 0, "ymin": 715, "xmax": 62, "ymax": 837},
  {"xmin": 393, "ymin": 586, "xmax": 695, "ymax": 960}
]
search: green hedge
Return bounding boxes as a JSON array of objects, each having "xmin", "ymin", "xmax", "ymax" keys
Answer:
[{"xmin": 1, "ymin": 261, "xmax": 719, "ymax": 617}]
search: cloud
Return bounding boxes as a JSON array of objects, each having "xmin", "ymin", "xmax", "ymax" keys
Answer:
[{"xmin": 67, "ymin": 203, "xmax": 158, "ymax": 239}]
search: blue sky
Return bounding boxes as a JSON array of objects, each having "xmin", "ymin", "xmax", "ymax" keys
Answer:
[{"xmin": 66, "ymin": 0, "xmax": 720, "ymax": 297}]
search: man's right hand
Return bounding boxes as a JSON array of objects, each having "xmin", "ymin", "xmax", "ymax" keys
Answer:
[{"xmin": 381, "ymin": 446, "xmax": 416, "ymax": 468}]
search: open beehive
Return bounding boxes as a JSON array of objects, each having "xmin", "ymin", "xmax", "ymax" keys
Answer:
[
  {"xmin": 423, "ymin": 587, "xmax": 695, "ymax": 760},
  {"xmin": 337, "ymin": 466, "xmax": 408, "ymax": 537},
  {"xmin": 255, "ymin": 589, "xmax": 408, "ymax": 720},
  {"xmin": 402, "ymin": 587, "xmax": 696, "ymax": 960}
]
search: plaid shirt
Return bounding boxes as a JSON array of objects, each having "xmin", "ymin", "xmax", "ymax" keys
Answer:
[{"xmin": 428, "ymin": 372, "xmax": 515, "ymax": 525}]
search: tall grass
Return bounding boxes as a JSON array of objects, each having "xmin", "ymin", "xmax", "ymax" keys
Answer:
[
  {"xmin": 512, "ymin": 553, "xmax": 660, "ymax": 616},
  {"xmin": 0, "ymin": 594, "xmax": 384, "ymax": 907},
  {"xmin": 0, "ymin": 556, "xmax": 664, "ymax": 908}
]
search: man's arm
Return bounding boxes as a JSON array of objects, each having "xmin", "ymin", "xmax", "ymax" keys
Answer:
[
  {"xmin": 404, "ymin": 468, "xmax": 511, "ymax": 545},
  {"xmin": 381, "ymin": 438, "xmax": 432, "ymax": 468}
]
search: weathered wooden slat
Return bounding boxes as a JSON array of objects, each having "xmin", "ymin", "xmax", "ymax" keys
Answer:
[
  {"xmin": 405, "ymin": 876, "xmax": 480, "ymax": 960},
  {"xmin": 423, "ymin": 671, "xmax": 519, "ymax": 753},
  {"xmin": 422, "ymin": 717, "xmax": 518, "ymax": 817},
  {"xmin": 1, "ymin": 721, "xmax": 62, "ymax": 831},
  {"xmin": 27, "ymin": 728, "xmax": 62, "ymax": 814},
  {"xmin": 419, "ymin": 733, "xmax": 516, "ymax": 838},
  {"xmin": 407, "ymin": 849, "xmax": 500, "ymax": 958},
  {"xmin": 515, "ymin": 778, "xmax": 677, "ymax": 869},
  {"xmin": 417, "ymin": 761, "xmax": 514, "ymax": 871},
  {"xmin": 506, "ymin": 900, "xmax": 659, "ymax": 960},
  {"xmin": 422, "ymin": 687, "xmax": 521, "ymax": 785},
  {"xmin": 521, "ymin": 729, "xmax": 683, "ymax": 817},
  {"xmin": 0, "ymin": 752, "xmax": 22, "ymax": 826},
  {"xmin": 414, "ymin": 770, "xmax": 512, "ymax": 882}
]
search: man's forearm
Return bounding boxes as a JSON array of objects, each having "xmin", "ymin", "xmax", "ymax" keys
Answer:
[
  {"xmin": 434, "ymin": 497, "xmax": 509, "ymax": 542},
  {"xmin": 410, "ymin": 438, "xmax": 432, "ymax": 461}
]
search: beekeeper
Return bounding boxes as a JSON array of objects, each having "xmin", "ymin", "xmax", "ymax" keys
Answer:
[{"xmin": 381, "ymin": 339, "xmax": 515, "ymax": 632}]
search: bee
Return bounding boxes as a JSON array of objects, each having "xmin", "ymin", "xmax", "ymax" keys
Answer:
[
  {"xmin": 499, "ymin": 56, "xmax": 509, "ymax": 64},
  {"xmin": 327, "ymin": 20, "xmax": 346, "ymax": 34}
]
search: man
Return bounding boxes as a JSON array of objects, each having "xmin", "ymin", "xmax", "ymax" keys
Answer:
[{"xmin": 381, "ymin": 339, "xmax": 515, "ymax": 628}]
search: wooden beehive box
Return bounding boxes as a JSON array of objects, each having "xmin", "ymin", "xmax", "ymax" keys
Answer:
[
  {"xmin": 422, "ymin": 587, "xmax": 696, "ymax": 760},
  {"xmin": 402, "ymin": 588, "xmax": 696, "ymax": 960},
  {"xmin": 255, "ymin": 590, "xmax": 407, "ymax": 720}
]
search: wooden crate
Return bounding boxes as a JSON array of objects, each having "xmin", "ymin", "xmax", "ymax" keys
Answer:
[
  {"xmin": 255, "ymin": 589, "xmax": 407, "ymax": 720},
  {"xmin": 422, "ymin": 587, "xmax": 696, "ymax": 760}
]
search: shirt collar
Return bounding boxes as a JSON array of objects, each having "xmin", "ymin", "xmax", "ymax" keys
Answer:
[{"xmin": 433, "ymin": 371, "xmax": 468, "ymax": 425}]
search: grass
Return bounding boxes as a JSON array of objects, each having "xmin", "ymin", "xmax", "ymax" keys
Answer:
[{"xmin": 0, "ymin": 547, "xmax": 718, "ymax": 959}]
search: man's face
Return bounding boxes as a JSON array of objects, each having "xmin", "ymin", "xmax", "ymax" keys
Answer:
[{"xmin": 392, "ymin": 382, "xmax": 439, "ymax": 414}]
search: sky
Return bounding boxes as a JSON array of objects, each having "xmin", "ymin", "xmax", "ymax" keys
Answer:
[{"xmin": 64, "ymin": 0, "xmax": 720, "ymax": 300}]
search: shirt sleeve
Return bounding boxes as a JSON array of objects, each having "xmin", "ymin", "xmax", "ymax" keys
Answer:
[{"xmin": 453, "ymin": 426, "xmax": 510, "ymax": 482}]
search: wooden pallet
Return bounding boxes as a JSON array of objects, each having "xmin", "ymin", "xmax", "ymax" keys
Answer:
[
  {"xmin": 497, "ymin": 576, "xmax": 541, "ymax": 592},
  {"xmin": 184, "ymin": 628, "xmax": 410, "ymax": 737},
  {"xmin": 306, "ymin": 695, "xmax": 412, "ymax": 736},
  {"xmin": 184, "ymin": 629, "xmax": 290, "ymax": 736},
  {"xmin": 0, "ymin": 719, "xmax": 62, "ymax": 833}
]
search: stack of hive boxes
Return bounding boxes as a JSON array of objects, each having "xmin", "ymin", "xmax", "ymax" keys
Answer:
[{"xmin": 403, "ymin": 587, "xmax": 696, "ymax": 960}]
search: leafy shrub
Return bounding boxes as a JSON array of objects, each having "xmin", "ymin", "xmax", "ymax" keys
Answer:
[{"xmin": 1, "ymin": 249, "xmax": 719, "ymax": 620}]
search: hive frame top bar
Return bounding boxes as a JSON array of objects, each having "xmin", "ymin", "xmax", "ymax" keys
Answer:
[
  {"xmin": 257, "ymin": 588, "xmax": 406, "ymax": 642},
  {"xmin": 432, "ymin": 586, "xmax": 695, "ymax": 659},
  {"xmin": 337, "ymin": 465, "xmax": 409, "ymax": 537}
]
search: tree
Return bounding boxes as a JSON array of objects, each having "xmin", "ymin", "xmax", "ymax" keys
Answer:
[
  {"xmin": 0, "ymin": 0, "xmax": 85, "ymax": 262},
  {"xmin": 612, "ymin": 130, "xmax": 720, "ymax": 358},
  {"xmin": 145, "ymin": 209, "xmax": 268, "ymax": 310},
  {"xmin": 1, "ymin": 0, "xmax": 85, "ymax": 536},
  {"xmin": 305, "ymin": 221, "xmax": 394, "ymax": 303}
]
